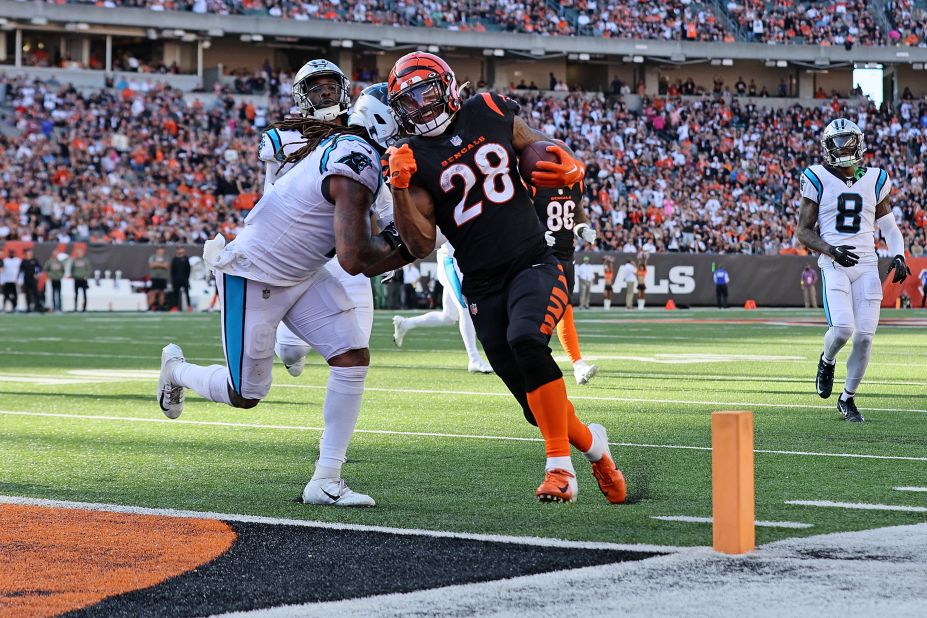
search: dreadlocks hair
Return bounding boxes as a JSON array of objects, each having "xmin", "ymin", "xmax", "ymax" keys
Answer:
[{"xmin": 267, "ymin": 116, "xmax": 372, "ymax": 172}]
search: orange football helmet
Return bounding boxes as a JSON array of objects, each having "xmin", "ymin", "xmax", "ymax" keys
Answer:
[{"xmin": 387, "ymin": 52, "xmax": 461, "ymax": 137}]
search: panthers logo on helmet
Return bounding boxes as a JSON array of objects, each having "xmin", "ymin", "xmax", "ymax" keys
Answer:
[{"xmin": 338, "ymin": 152, "xmax": 373, "ymax": 175}]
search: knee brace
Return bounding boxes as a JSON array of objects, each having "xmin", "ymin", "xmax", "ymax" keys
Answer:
[{"xmin": 509, "ymin": 335, "xmax": 562, "ymax": 393}]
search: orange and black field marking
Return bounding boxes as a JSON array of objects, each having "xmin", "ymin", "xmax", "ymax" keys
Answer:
[{"xmin": 0, "ymin": 501, "xmax": 660, "ymax": 617}]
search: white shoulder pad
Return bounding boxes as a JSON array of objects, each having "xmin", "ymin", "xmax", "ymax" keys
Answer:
[
  {"xmin": 318, "ymin": 135, "xmax": 382, "ymax": 197},
  {"xmin": 259, "ymin": 128, "xmax": 306, "ymax": 163},
  {"xmin": 800, "ymin": 166, "xmax": 824, "ymax": 204},
  {"xmin": 874, "ymin": 168, "xmax": 892, "ymax": 203}
]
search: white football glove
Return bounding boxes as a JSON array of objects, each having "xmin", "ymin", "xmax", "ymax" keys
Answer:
[
  {"xmin": 575, "ymin": 223, "xmax": 596, "ymax": 243},
  {"xmin": 544, "ymin": 230, "xmax": 556, "ymax": 247}
]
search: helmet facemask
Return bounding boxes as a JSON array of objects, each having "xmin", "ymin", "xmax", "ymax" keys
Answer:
[
  {"xmin": 293, "ymin": 72, "xmax": 350, "ymax": 122},
  {"xmin": 391, "ymin": 79, "xmax": 455, "ymax": 137}
]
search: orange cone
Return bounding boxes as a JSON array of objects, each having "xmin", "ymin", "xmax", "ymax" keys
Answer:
[
  {"xmin": 744, "ymin": 299, "xmax": 757, "ymax": 310},
  {"xmin": 665, "ymin": 299, "xmax": 677, "ymax": 310}
]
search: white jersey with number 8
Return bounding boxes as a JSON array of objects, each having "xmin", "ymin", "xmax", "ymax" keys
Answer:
[{"xmin": 800, "ymin": 164, "xmax": 891, "ymax": 266}]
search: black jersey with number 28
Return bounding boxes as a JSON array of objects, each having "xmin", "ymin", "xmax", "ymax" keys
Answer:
[
  {"xmin": 532, "ymin": 183, "xmax": 583, "ymax": 261},
  {"xmin": 397, "ymin": 92, "xmax": 547, "ymax": 297}
]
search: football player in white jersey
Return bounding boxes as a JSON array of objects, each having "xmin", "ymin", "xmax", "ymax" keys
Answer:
[
  {"xmin": 158, "ymin": 60, "xmax": 413, "ymax": 505},
  {"xmin": 262, "ymin": 81, "xmax": 399, "ymax": 377},
  {"xmin": 391, "ymin": 237, "xmax": 494, "ymax": 374},
  {"xmin": 797, "ymin": 118, "xmax": 910, "ymax": 422}
]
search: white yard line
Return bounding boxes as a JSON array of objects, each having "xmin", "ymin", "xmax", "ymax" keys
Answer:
[
  {"xmin": 650, "ymin": 516, "xmax": 812, "ymax": 529},
  {"xmin": 276, "ymin": 384, "xmax": 927, "ymax": 414},
  {"xmin": 0, "ymin": 495, "xmax": 685, "ymax": 553},
  {"xmin": 785, "ymin": 500, "xmax": 927, "ymax": 513},
  {"xmin": 894, "ymin": 487, "xmax": 927, "ymax": 492},
  {"xmin": 2, "ymin": 410, "xmax": 926, "ymax": 462}
]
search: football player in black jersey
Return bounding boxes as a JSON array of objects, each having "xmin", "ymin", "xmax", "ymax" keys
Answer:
[
  {"xmin": 532, "ymin": 174, "xmax": 599, "ymax": 386},
  {"xmin": 385, "ymin": 52, "xmax": 625, "ymax": 504}
]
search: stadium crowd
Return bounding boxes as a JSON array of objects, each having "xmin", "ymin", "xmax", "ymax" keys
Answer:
[
  {"xmin": 0, "ymin": 73, "xmax": 925, "ymax": 256},
  {"xmin": 54, "ymin": 0, "xmax": 918, "ymax": 46}
]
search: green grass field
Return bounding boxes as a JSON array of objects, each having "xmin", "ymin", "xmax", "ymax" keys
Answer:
[{"xmin": 1, "ymin": 309, "xmax": 925, "ymax": 547}]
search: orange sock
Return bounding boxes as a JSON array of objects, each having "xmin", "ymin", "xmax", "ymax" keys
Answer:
[
  {"xmin": 566, "ymin": 400, "xmax": 593, "ymax": 453},
  {"xmin": 526, "ymin": 379, "xmax": 571, "ymax": 458},
  {"xmin": 556, "ymin": 304, "xmax": 582, "ymax": 364}
]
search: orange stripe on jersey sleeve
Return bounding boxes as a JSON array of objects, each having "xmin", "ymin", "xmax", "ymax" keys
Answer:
[{"xmin": 480, "ymin": 92, "xmax": 505, "ymax": 117}]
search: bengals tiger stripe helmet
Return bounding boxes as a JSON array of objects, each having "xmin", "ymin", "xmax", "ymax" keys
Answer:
[{"xmin": 388, "ymin": 52, "xmax": 461, "ymax": 137}]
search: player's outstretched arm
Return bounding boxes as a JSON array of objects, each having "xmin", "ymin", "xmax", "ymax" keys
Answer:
[{"xmin": 330, "ymin": 176, "xmax": 398, "ymax": 275}]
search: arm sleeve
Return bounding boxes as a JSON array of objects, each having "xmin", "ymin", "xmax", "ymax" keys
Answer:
[
  {"xmin": 799, "ymin": 168, "xmax": 823, "ymax": 204},
  {"xmin": 877, "ymin": 212, "xmax": 906, "ymax": 257},
  {"xmin": 319, "ymin": 136, "xmax": 382, "ymax": 197},
  {"xmin": 258, "ymin": 130, "xmax": 279, "ymax": 163}
]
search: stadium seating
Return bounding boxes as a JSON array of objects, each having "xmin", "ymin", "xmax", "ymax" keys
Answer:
[
  {"xmin": 53, "ymin": 0, "xmax": 920, "ymax": 45},
  {"xmin": 0, "ymin": 74, "xmax": 924, "ymax": 255}
]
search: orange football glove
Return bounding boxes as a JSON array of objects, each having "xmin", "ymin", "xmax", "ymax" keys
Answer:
[
  {"xmin": 531, "ymin": 145, "xmax": 585, "ymax": 188},
  {"xmin": 386, "ymin": 144, "xmax": 417, "ymax": 190}
]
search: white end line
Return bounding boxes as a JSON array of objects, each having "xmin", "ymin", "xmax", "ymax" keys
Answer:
[
  {"xmin": 651, "ymin": 515, "xmax": 813, "ymax": 529},
  {"xmin": 785, "ymin": 500, "xmax": 927, "ymax": 513},
  {"xmin": 894, "ymin": 487, "xmax": 927, "ymax": 493}
]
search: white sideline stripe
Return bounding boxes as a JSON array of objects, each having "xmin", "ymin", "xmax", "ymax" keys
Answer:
[
  {"xmin": 0, "ymin": 495, "xmax": 686, "ymax": 553},
  {"xmin": 650, "ymin": 516, "xmax": 813, "ymax": 529},
  {"xmin": 2, "ymin": 410, "xmax": 927, "ymax": 462},
  {"xmin": 785, "ymin": 500, "xmax": 927, "ymax": 513},
  {"xmin": 894, "ymin": 487, "xmax": 927, "ymax": 493},
  {"xmin": 274, "ymin": 384, "xmax": 927, "ymax": 414}
]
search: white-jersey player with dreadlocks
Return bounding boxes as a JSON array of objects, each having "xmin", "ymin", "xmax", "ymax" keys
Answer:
[
  {"xmin": 261, "ymin": 80, "xmax": 400, "ymax": 377},
  {"xmin": 158, "ymin": 60, "xmax": 413, "ymax": 506},
  {"xmin": 797, "ymin": 118, "xmax": 910, "ymax": 422}
]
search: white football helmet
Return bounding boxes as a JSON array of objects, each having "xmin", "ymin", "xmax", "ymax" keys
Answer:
[
  {"xmin": 822, "ymin": 118, "xmax": 865, "ymax": 168},
  {"xmin": 293, "ymin": 59, "xmax": 351, "ymax": 122},
  {"xmin": 347, "ymin": 82, "xmax": 399, "ymax": 151}
]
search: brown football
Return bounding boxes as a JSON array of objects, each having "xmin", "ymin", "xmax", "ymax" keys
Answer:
[{"xmin": 518, "ymin": 140, "xmax": 560, "ymax": 184}]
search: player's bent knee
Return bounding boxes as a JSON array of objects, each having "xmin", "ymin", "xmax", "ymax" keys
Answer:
[
  {"xmin": 277, "ymin": 344, "xmax": 310, "ymax": 366},
  {"xmin": 509, "ymin": 336, "xmax": 562, "ymax": 392},
  {"xmin": 227, "ymin": 385, "xmax": 260, "ymax": 409},
  {"xmin": 830, "ymin": 325, "xmax": 855, "ymax": 345},
  {"xmin": 328, "ymin": 347, "xmax": 370, "ymax": 367}
]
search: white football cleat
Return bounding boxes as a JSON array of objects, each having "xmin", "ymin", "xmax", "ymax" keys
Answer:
[
  {"xmin": 158, "ymin": 343, "xmax": 186, "ymax": 419},
  {"xmin": 284, "ymin": 357, "xmax": 305, "ymax": 378},
  {"xmin": 392, "ymin": 315, "xmax": 408, "ymax": 348},
  {"xmin": 302, "ymin": 478, "xmax": 376, "ymax": 507},
  {"xmin": 468, "ymin": 360, "xmax": 494, "ymax": 374},
  {"xmin": 573, "ymin": 360, "xmax": 599, "ymax": 385}
]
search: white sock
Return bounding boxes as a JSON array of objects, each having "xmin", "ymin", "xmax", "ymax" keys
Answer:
[
  {"xmin": 573, "ymin": 359, "xmax": 588, "ymax": 370},
  {"xmin": 845, "ymin": 332, "xmax": 873, "ymax": 395},
  {"xmin": 583, "ymin": 429, "xmax": 606, "ymax": 462},
  {"xmin": 603, "ymin": 299, "xmax": 611, "ymax": 310},
  {"xmin": 173, "ymin": 363, "xmax": 232, "ymax": 405},
  {"xmin": 275, "ymin": 342, "xmax": 310, "ymax": 367},
  {"xmin": 823, "ymin": 326, "xmax": 853, "ymax": 365},
  {"xmin": 317, "ymin": 365, "xmax": 369, "ymax": 472},
  {"xmin": 404, "ymin": 310, "xmax": 455, "ymax": 330},
  {"xmin": 545, "ymin": 456, "xmax": 575, "ymax": 473},
  {"xmin": 457, "ymin": 309, "xmax": 483, "ymax": 364},
  {"xmin": 840, "ymin": 389, "xmax": 855, "ymax": 402}
]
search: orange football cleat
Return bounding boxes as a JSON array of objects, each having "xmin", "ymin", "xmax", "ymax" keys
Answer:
[
  {"xmin": 591, "ymin": 454, "xmax": 626, "ymax": 504},
  {"xmin": 536, "ymin": 468, "xmax": 577, "ymax": 503}
]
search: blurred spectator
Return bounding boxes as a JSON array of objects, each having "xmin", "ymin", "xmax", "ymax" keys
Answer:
[
  {"xmin": 402, "ymin": 262, "xmax": 421, "ymax": 309},
  {"xmin": 170, "ymin": 246, "xmax": 191, "ymax": 311},
  {"xmin": 636, "ymin": 261, "xmax": 648, "ymax": 310},
  {"xmin": 148, "ymin": 246, "xmax": 169, "ymax": 310},
  {"xmin": 576, "ymin": 256, "xmax": 594, "ymax": 309},
  {"xmin": 20, "ymin": 248, "xmax": 44, "ymax": 312},
  {"xmin": 619, "ymin": 258, "xmax": 637, "ymax": 310},
  {"xmin": 800, "ymin": 264, "xmax": 818, "ymax": 309},
  {"xmin": 602, "ymin": 255, "xmax": 615, "ymax": 310},
  {"xmin": 71, "ymin": 246, "xmax": 92, "ymax": 312},
  {"xmin": 714, "ymin": 264, "xmax": 730, "ymax": 309},
  {"xmin": 44, "ymin": 252, "xmax": 65, "ymax": 312},
  {"xmin": 2, "ymin": 249, "xmax": 21, "ymax": 312}
]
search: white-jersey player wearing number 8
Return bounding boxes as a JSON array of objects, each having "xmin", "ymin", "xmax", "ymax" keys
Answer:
[{"xmin": 796, "ymin": 118, "xmax": 910, "ymax": 422}]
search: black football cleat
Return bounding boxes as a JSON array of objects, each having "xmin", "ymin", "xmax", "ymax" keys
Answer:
[
  {"xmin": 837, "ymin": 396, "xmax": 864, "ymax": 422},
  {"xmin": 816, "ymin": 354, "xmax": 835, "ymax": 399}
]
